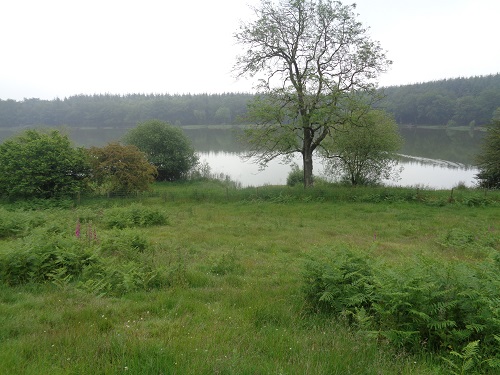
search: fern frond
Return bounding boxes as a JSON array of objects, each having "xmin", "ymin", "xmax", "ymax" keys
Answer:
[
  {"xmin": 462, "ymin": 357, "xmax": 475, "ymax": 372},
  {"xmin": 428, "ymin": 320, "xmax": 457, "ymax": 330},
  {"xmin": 462, "ymin": 340, "xmax": 480, "ymax": 359},
  {"xmin": 441, "ymin": 357, "xmax": 460, "ymax": 375},
  {"xmin": 319, "ymin": 291, "xmax": 334, "ymax": 302},
  {"xmin": 429, "ymin": 300, "xmax": 458, "ymax": 315},
  {"xmin": 465, "ymin": 323, "xmax": 486, "ymax": 333},
  {"xmin": 409, "ymin": 309, "xmax": 431, "ymax": 322},
  {"xmin": 485, "ymin": 358, "xmax": 500, "ymax": 368}
]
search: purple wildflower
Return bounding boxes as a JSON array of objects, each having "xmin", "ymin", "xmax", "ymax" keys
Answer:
[{"xmin": 75, "ymin": 219, "xmax": 81, "ymax": 238}]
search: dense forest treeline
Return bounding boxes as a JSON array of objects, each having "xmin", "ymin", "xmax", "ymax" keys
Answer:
[
  {"xmin": 0, "ymin": 93, "xmax": 254, "ymax": 128},
  {"xmin": 0, "ymin": 74, "xmax": 499, "ymax": 128},
  {"xmin": 379, "ymin": 74, "xmax": 500, "ymax": 126}
]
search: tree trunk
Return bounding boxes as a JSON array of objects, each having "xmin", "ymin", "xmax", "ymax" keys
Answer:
[
  {"xmin": 303, "ymin": 150, "xmax": 314, "ymax": 188},
  {"xmin": 303, "ymin": 127, "xmax": 314, "ymax": 188}
]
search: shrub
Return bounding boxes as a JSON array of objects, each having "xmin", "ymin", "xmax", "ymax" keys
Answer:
[
  {"xmin": 124, "ymin": 120, "xmax": 198, "ymax": 181},
  {"xmin": 101, "ymin": 204, "xmax": 168, "ymax": 229},
  {"xmin": 0, "ymin": 232, "xmax": 97, "ymax": 285},
  {"xmin": 286, "ymin": 164, "xmax": 305, "ymax": 187},
  {"xmin": 100, "ymin": 228, "xmax": 150, "ymax": 258},
  {"xmin": 303, "ymin": 251, "xmax": 500, "ymax": 370},
  {"xmin": 0, "ymin": 208, "xmax": 29, "ymax": 238},
  {"xmin": 0, "ymin": 129, "xmax": 90, "ymax": 199},
  {"xmin": 303, "ymin": 250, "xmax": 376, "ymax": 317},
  {"xmin": 86, "ymin": 143, "xmax": 157, "ymax": 195},
  {"xmin": 0, "ymin": 225, "xmax": 164, "ymax": 296},
  {"xmin": 77, "ymin": 259, "xmax": 163, "ymax": 296}
]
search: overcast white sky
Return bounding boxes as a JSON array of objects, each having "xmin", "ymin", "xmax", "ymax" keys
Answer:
[{"xmin": 1, "ymin": 0, "xmax": 499, "ymax": 100}]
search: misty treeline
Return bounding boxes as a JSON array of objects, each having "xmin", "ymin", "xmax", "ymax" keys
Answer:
[
  {"xmin": 380, "ymin": 74, "xmax": 500, "ymax": 126},
  {"xmin": 0, "ymin": 93, "xmax": 253, "ymax": 128},
  {"xmin": 1, "ymin": 74, "xmax": 499, "ymax": 128}
]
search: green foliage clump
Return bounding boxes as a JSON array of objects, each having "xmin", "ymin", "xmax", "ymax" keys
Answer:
[
  {"xmin": 303, "ymin": 251, "xmax": 500, "ymax": 372},
  {"xmin": 303, "ymin": 250, "xmax": 376, "ymax": 317},
  {"xmin": 0, "ymin": 223, "xmax": 164, "ymax": 296},
  {"xmin": 0, "ymin": 232, "xmax": 97, "ymax": 286},
  {"xmin": 441, "ymin": 339, "xmax": 494, "ymax": 375},
  {"xmin": 124, "ymin": 119, "xmax": 198, "ymax": 181},
  {"xmin": 86, "ymin": 142, "xmax": 157, "ymax": 195},
  {"xmin": 78, "ymin": 259, "xmax": 162, "ymax": 297},
  {"xmin": 322, "ymin": 110, "xmax": 403, "ymax": 186},
  {"xmin": 0, "ymin": 129, "xmax": 90, "ymax": 199},
  {"xmin": 101, "ymin": 204, "xmax": 168, "ymax": 229},
  {"xmin": 476, "ymin": 115, "xmax": 500, "ymax": 189},
  {"xmin": 100, "ymin": 228, "xmax": 150, "ymax": 256},
  {"xmin": 286, "ymin": 164, "xmax": 305, "ymax": 187},
  {"xmin": 0, "ymin": 208, "xmax": 31, "ymax": 239}
]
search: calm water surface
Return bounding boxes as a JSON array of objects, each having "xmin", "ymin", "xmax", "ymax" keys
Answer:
[
  {"xmin": 0, "ymin": 126, "xmax": 483, "ymax": 189},
  {"xmin": 195, "ymin": 127, "xmax": 482, "ymax": 189},
  {"xmin": 199, "ymin": 151, "xmax": 479, "ymax": 189}
]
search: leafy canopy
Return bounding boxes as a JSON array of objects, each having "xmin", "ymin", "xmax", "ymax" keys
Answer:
[
  {"xmin": 476, "ymin": 109, "xmax": 500, "ymax": 188},
  {"xmin": 322, "ymin": 110, "xmax": 403, "ymax": 185},
  {"xmin": 234, "ymin": 0, "xmax": 391, "ymax": 187},
  {"xmin": 124, "ymin": 120, "xmax": 198, "ymax": 181},
  {"xmin": 87, "ymin": 143, "xmax": 157, "ymax": 195},
  {"xmin": 0, "ymin": 129, "xmax": 89, "ymax": 199}
]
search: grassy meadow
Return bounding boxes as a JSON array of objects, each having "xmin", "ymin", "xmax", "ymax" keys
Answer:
[{"xmin": 0, "ymin": 181, "xmax": 499, "ymax": 374}]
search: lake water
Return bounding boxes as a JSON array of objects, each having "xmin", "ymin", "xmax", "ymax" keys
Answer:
[
  {"xmin": 191, "ymin": 127, "xmax": 482, "ymax": 189},
  {"xmin": 199, "ymin": 151, "xmax": 479, "ymax": 189},
  {"xmin": 0, "ymin": 126, "xmax": 483, "ymax": 189}
]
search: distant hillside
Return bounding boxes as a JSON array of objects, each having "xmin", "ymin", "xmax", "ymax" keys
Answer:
[
  {"xmin": 379, "ymin": 74, "xmax": 500, "ymax": 126},
  {"xmin": 0, "ymin": 74, "xmax": 499, "ymax": 129},
  {"xmin": 0, "ymin": 93, "xmax": 254, "ymax": 128}
]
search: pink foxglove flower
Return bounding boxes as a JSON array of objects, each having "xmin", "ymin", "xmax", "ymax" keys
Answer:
[{"xmin": 75, "ymin": 219, "xmax": 81, "ymax": 238}]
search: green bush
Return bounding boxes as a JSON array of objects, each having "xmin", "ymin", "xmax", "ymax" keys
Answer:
[
  {"xmin": 124, "ymin": 120, "xmax": 198, "ymax": 181},
  {"xmin": 102, "ymin": 204, "xmax": 168, "ymax": 229},
  {"xmin": 100, "ymin": 228, "xmax": 150, "ymax": 257},
  {"xmin": 0, "ymin": 233, "xmax": 97, "ymax": 285},
  {"xmin": 0, "ymin": 208, "xmax": 51, "ymax": 239},
  {"xmin": 286, "ymin": 164, "xmax": 305, "ymax": 187},
  {"xmin": 0, "ymin": 222, "xmax": 164, "ymax": 296},
  {"xmin": 303, "ymin": 250, "xmax": 375, "ymax": 318},
  {"xmin": 303, "ymin": 251, "xmax": 500, "ymax": 371},
  {"xmin": 78, "ymin": 259, "xmax": 163, "ymax": 297},
  {"xmin": 0, "ymin": 129, "xmax": 90, "ymax": 199},
  {"xmin": 0, "ymin": 209, "xmax": 28, "ymax": 239}
]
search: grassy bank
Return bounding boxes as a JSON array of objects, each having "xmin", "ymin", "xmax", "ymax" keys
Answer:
[{"xmin": 0, "ymin": 182, "xmax": 499, "ymax": 374}]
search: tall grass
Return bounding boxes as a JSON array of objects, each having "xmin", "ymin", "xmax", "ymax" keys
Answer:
[{"xmin": 0, "ymin": 181, "xmax": 498, "ymax": 374}]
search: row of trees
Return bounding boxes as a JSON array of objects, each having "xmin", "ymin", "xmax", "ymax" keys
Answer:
[
  {"xmin": 0, "ymin": 76, "xmax": 498, "ymax": 129},
  {"xmin": 0, "ymin": 115, "xmax": 497, "ymax": 198},
  {"xmin": 0, "ymin": 93, "xmax": 253, "ymax": 128},
  {"xmin": 380, "ymin": 74, "xmax": 500, "ymax": 126},
  {"xmin": 1, "ymin": 0, "xmax": 497, "ymax": 191},
  {"xmin": 0, "ymin": 113, "xmax": 404, "ymax": 200},
  {"xmin": 0, "ymin": 121, "xmax": 198, "ymax": 199}
]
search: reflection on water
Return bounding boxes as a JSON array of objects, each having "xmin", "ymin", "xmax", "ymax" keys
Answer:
[
  {"xmin": 200, "ymin": 151, "xmax": 479, "ymax": 189},
  {"xmin": 385, "ymin": 162, "xmax": 478, "ymax": 189},
  {"xmin": 399, "ymin": 127, "xmax": 483, "ymax": 165},
  {"xmin": 0, "ymin": 126, "xmax": 483, "ymax": 189},
  {"xmin": 195, "ymin": 127, "xmax": 482, "ymax": 189}
]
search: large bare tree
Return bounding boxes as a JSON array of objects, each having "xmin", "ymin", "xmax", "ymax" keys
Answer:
[{"xmin": 234, "ymin": 0, "xmax": 391, "ymax": 187}]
